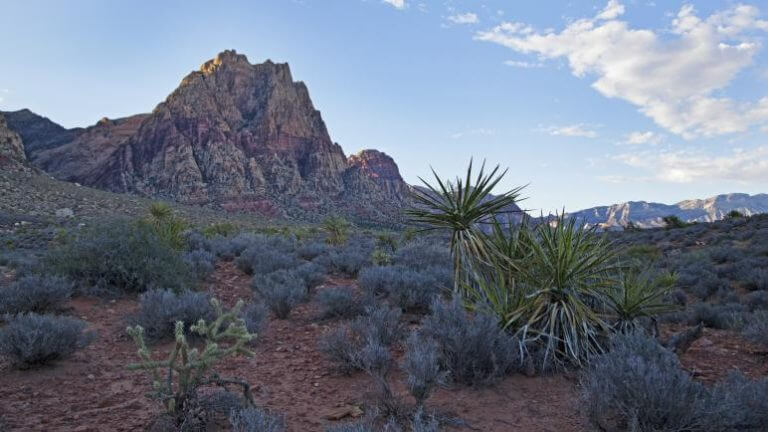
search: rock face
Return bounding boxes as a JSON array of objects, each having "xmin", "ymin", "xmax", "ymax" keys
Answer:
[
  {"xmin": 3, "ymin": 50, "xmax": 411, "ymax": 222},
  {"xmin": 0, "ymin": 112, "xmax": 29, "ymax": 171},
  {"xmin": 565, "ymin": 193, "xmax": 768, "ymax": 229},
  {"xmin": 344, "ymin": 150, "xmax": 409, "ymax": 199}
]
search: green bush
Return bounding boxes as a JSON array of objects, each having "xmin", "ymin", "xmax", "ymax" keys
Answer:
[{"xmin": 43, "ymin": 220, "xmax": 193, "ymax": 295}]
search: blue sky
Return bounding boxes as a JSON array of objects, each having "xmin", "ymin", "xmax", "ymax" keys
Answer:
[{"xmin": 2, "ymin": 0, "xmax": 768, "ymax": 213}]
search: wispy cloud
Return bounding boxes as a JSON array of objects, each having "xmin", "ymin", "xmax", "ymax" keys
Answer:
[
  {"xmin": 447, "ymin": 12, "xmax": 478, "ymax": 25},
  {"xmin": 504, "ymin": 60, "xmax": 543, "ymax": 68},
  {"xmin": 476, "ymin": 1, "xmax": 768, "ymax": 139},
  {"xmin": 537, "ymin": 124, "xmax": 598, "ymax": 138},
  {"xmin": 382, "ymin": 0, "xmax": 405, "ymax": 10},
  {"xmin": 613, "ymin": 146, "xmax": 768, "ymax": 183},
  {"xmin": 620, "ymin": 131, "xmax": 664, "ymax": 146},
  {"xmin": 450, "ymin": 128, "xmax": 495, "ymax": 139}
]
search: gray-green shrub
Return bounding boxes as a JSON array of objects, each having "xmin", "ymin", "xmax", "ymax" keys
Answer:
[
  {"xmin": 229, "ymin": 406, "xmax": 284, "ymax": 432},
  {"xmin": 0, "ymin": 275, "xmax": 72, "ymax": 314},
  {"xmin": 252, "ymin": 270, "xmax": 307, "ymax": 319},
  {"xmin": 43, "ymin": 220, "xmax": 192, "ymax": 295},
  {"xmin": 0, "ymin": 313, "xmax": 93, "ymax": 368},
  {"xmin": 135, "ymin": 289, "xmax": 215, "ymax": 339},
  {"xmin": 421, "ymin": 299, "xmax": 518, "ymax": 386}
]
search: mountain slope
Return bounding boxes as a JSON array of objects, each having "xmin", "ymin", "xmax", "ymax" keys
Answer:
[
  {"xmin": 4, "ymin": 50, "xmax": 410, "ymax": 224},
  {"xmin": 0, "ymin": 112, "xmax": 29, "ymax": 172},
  {"xmin": 566, "ymin": 193, "xmax": 768, "ymax": 229}
]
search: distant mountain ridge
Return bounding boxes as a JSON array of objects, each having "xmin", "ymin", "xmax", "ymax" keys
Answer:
[
  {"xmin": 565, "ymin": 193, "xmax": 768, "ymax": 229},
  {"xmin": 3, "ymin": 50, "xmax": 410, "ymax": 224}
]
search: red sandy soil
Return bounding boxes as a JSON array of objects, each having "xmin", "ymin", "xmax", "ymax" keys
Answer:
[{"xmin": 0, "ymin": 262, "xmax": 763, "ymax": 432}]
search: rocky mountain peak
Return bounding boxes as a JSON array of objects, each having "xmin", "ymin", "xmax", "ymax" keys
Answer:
[
  {"xmin": 347, "ymin": 149, "xmax": 403, "ymax": 182},
  {"xmin": 4, "ymin": 50, "xmax": 412, "ymax": 224}
]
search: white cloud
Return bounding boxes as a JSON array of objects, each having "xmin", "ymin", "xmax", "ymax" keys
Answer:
[
  {"xmin": 382, "ymin": 0, "xmax": 405, "ymax": 10},
  {"xmin": 450, "ymin": 128, "xmax": 495, "ymax": 139},
  {"xmin": 614, "ymin": 146, "xmax": 768, "ymax": 183},
  {"xmin": 504, "ymin": 60, "xmax": 543, "ymax": 68},
  {"xmin": 621, "ymin": 131, "xmax": 664, "ymax": 146},
  {"xmin": 538, "ymin": 124, "xmax": 598, "ymax": 138},
  {"xmin": 447, "ymin": 12, "xmax": 479, "ymax": 25},
  {"xmin": 475, "ymin": 2, "xmax": 768, "ymax": 139}
]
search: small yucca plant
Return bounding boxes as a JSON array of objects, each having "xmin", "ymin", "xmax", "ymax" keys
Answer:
[
  {"xmin": 145, "ymin": 202, "xmax": 188, "ymax": 250},
  {"xmin": 322, "ymin": 216, "xmax": 350, "ymax": 246},
  {"xmin": 405, "ymin": 160, "xmax": 524, "ymax": 292},
  {"xmin": 603, "ymin": 271, "xmax": 678, "ymax": 334}
]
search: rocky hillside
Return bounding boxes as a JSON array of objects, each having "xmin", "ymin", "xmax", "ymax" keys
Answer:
[
  {"xmin": 0, "ymin": 113, "xmax": 29, "ymax": 172},
  {"xmin": 3, "ymin": 50, "xmax": 410, "ymax": 224},
  {"xmin": 565, "ymin": 193, "xmax": 768, "ymax": 229}
]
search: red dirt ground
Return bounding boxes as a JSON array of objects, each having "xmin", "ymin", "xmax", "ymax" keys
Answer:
[{"xmin": 0, "ymin": 262, "xmax": 763, "ymax": 431}]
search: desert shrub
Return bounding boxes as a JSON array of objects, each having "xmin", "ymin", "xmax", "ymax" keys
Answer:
[
  {"xmin": 329, "ymin": 248, "xmax": 370, "ymax": 277},
  {"xmin": 688, "ymin": 302, "xmax": 747, "ymax": 330},
  {"xmin": 622, "ymin": 244, "xmax": 661, "ymax": 264},
  {"xmin": 135, "ymin": 289, "xmax": 215, "ymax": 340},
  {"xmin": 352, "ymin": 303, "xmax": 404, "ymax": 347},
  {"xmin": 235, "ymin": 245, "xmax": 299, "ymax": 276},
  {"xmin": 295, "ymin": 261, "xmax": 326, "ymax": 289},
  {"xmin": 744, "ymin": 291, "xmax": 768, "ymax": 312},
  {"xmin": 297, "ymin": 241, "xmax": 329, "ymax": 261},
  {"xmin": 183, "ymin": 230, "xmax": 213, "ymax": 252},
  {"xmin": 392, "ymin": 239, "xmax": 451, "ymax": 269},
  {"xmin": 709, "ymin": 246, "xmax": 743, "ymax": 264},
  {"xmin": 43, "ymin": 220, "xmax": 192, "ymax": 295},
  {"xmin": 743, "ymin": 311, "xmax": 768, "ymax": 348},
  {"xmin": 359, "ymin": 265, "xmax": 446, "ymax": 313},
  {"xmin": 703, "ymin": 372, "xmax": 768, "ymax": 430},
  {"xmin": 581, "ymin": 331, "xmax": 705, "ymax": 431},
  {"xmin": 410, "ymin": 409, "xmax": 440, "ymax": 432},
  {"xmin": 745, "ymin": 268, "xmax": 768, "ymax": 291},
  {"xmin": 240, "ymin": 301, "xmax": 269, "ymax": 335},
  {"xmin": 402, "ymin": 332, "xmax": 445, "ymax": 406},
  {"xmin": 211, "ymin": 233, "xmax": 264, "ymax": 260},
  {"xmin": 320, "ymin": 304, "xmax": 404, "ymax": 373},
  {"xmin": 668, "ymin": 289, "xmax": 688, "ymax": 306},
  {"xmin": 229, "ymin": 406, "xmax": 284, "ymax": 432},
  {"xmin": 325, "ymin": 422, "xmax": 374, "ymax": 432},
  {"xmin": 583, "ymin": 331, "xmax": 768, "ymax": 432},
  {"xmin": 421, "ymin": 300, "xmax": 518, "ymax": 386},
  {"xmin": 319, "ymin": 325, "xmax": 364, "ymax": 373},
  {"xmin": 689, "ymin": 272, "xmax": 730, "ymax": 300},
  {"xmin": 0, "ymin": 313, "xmax": 93, "ymax": 368},
  {"xmin": 663, "ymin": 215, "xmax": 690, "ymax": 229},
  {"xmin": 0, "ymin": 275, "xmax": 72, "ymax": 314},
  {"xmin": 716, "ymin": 260, "xmax": 751, "ymax": 279},
  {"xmin": 251, "ymin": 270, "xmax": 307, "ymax": 319},
  {"xmin": 202, "ymin": 222, "xmax": 239, "ymax": 238},
  {"xmin": 317, "ymin": 287, "xmax": 365, "ymax": 319},
  {"xmin": 184, "ymin": 249, "xmax": 216, "ymax": 280}
]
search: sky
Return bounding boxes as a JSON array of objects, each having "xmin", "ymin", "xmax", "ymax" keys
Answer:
[{"xmin": 2, "ymin": 0, "xmax": 768, "ymax": 214}]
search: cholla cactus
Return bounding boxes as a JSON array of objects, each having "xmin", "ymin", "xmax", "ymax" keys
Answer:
[{"xmin": 126, "ymin": 298, "xmax": 254, "ymax": 415}]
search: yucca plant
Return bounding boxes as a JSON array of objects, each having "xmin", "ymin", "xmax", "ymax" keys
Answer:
[
  {"xmin": 145, "ymin": 202, "xmax": 188, "ymax": 250},
  {"xmin": 322, "ymin": 215, "xmax": 350, "ymax": 246},
  {"xmin": 405, "ymin": 160, "xmax": 524, "ymax": 292},
  {"xmin": 505, "ymin": 216, "xmax": 621, "ymax": 367},
  {"xmin": 603, "ymin": 270, "xmax": 678, "ymax": 334}
]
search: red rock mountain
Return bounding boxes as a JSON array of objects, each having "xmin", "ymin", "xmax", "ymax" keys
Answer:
[{"xmin": 4, "ymin": 50, "xmax": 410, "ymax": 222}]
